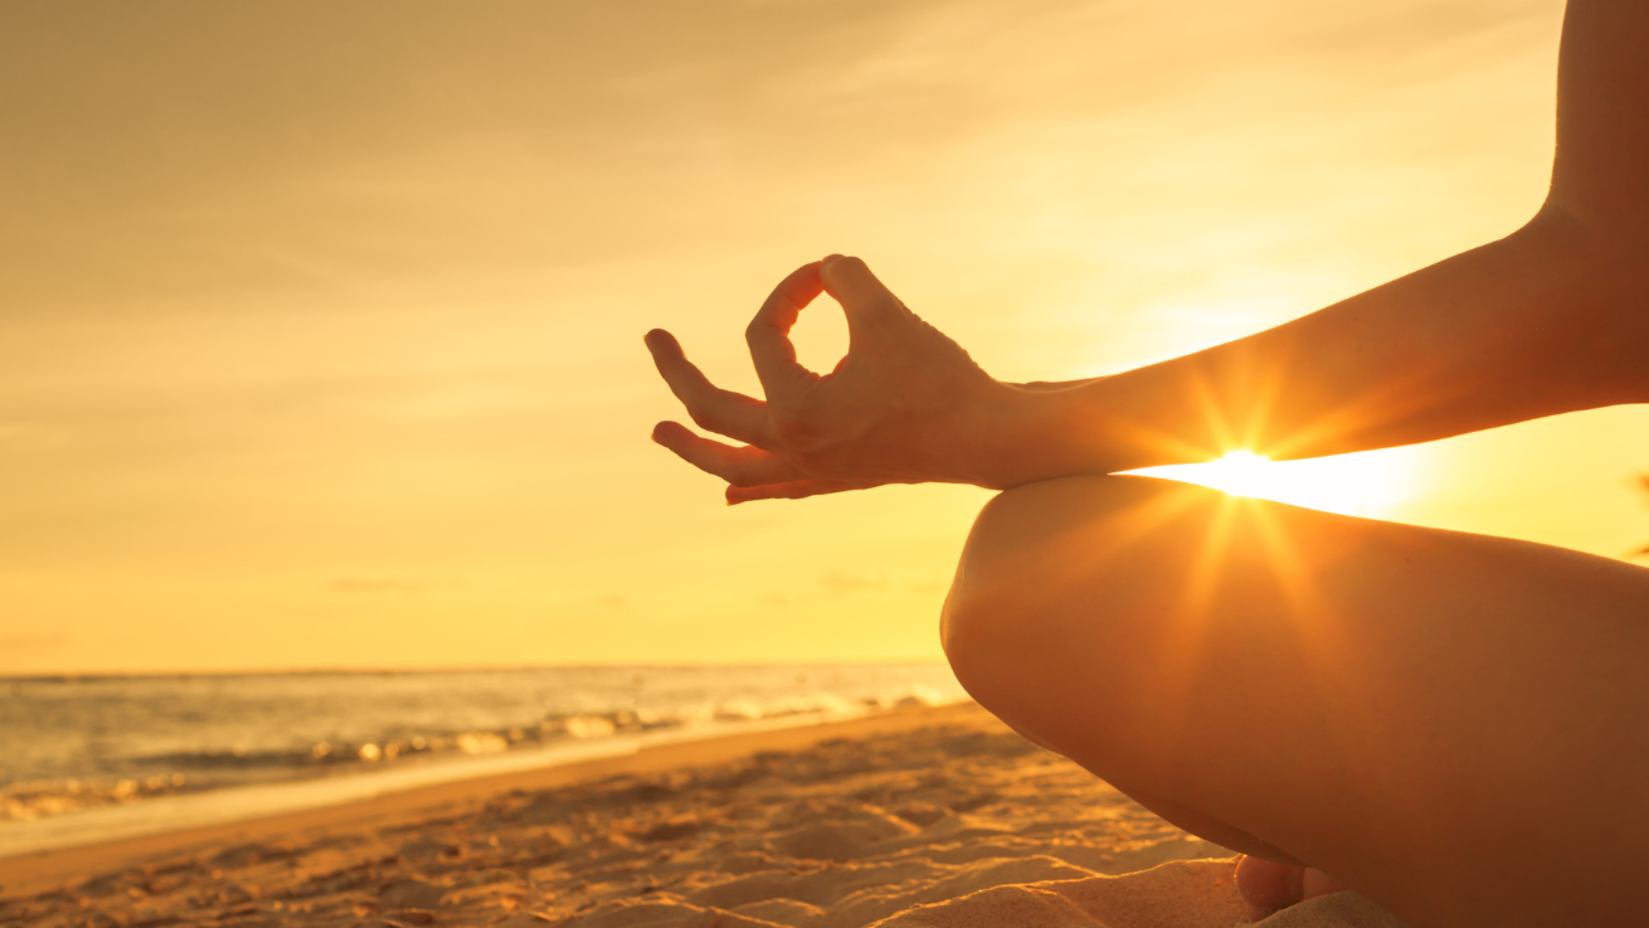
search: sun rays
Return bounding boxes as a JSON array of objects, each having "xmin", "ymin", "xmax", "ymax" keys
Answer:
[
  {"xmin": 1129, "ymin": 448, "xmax": 1419, "ymax": 518},
  {"xmin": 1101, "ymin": 450, "xmax": 1417, "ymax": 754}
]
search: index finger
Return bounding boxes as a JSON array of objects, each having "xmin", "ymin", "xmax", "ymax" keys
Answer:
[{"xmin": 745, "ymin": 260, "xmax": 826, "ymax": 399}]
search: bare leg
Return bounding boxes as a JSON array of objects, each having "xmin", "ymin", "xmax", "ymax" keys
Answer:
[{"xmin": 941, "ymin": 476, "xmax": 1649, "ymax": 928}]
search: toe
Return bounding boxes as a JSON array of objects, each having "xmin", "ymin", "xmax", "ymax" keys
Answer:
[
  {"xmin": 1236, "ymin": 854, "xmax": 1306, "ymax": 912},
  {"xmin": 1301, "ymin": 867, "xmax": 1349, "ymax": 899}
]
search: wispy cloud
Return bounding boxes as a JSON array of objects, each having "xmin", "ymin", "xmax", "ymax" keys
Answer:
[
  {"xmin": 0, "ymin": 634, "xmax": 71, "ymax": 651},
  {"xmin": 328, "ymin": 579, "xmax": 464, "ymax": 594}
]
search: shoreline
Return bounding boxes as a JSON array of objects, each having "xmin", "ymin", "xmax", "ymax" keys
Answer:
[
  {"xmin": 1, "ymin": 702, "xmax": 1408, "ymax": 928},
  {"xmin": 0, "ymin": 703, "xmax": 978, "ymax": 899},
  {"xmin": 1, "ymin": 707, "xmax": 889, "ymax": 861}
]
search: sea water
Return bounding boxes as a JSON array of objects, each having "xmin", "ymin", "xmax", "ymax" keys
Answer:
[{"xmin": 0, "ymin": 664, "xmax": 966, "ymax": 853}]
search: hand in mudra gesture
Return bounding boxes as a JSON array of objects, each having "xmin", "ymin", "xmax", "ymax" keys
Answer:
[{"xmin": 645, "ymin": 255, "xmax": 1014, "ymax": 504}]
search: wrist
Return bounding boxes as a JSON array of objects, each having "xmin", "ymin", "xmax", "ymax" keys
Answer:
[{"xmin": 961, "ymin": 380, "xmax": 1113, "ymax": 488}]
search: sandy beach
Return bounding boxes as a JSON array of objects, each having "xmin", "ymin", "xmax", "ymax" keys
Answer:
[{"xmin": 0, "ymin": 703, "xmax": 1407, "ymax": 928}]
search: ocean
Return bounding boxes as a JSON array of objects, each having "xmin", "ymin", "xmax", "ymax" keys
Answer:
[{"xmin": 0, "ymin": 664, "xmax": 968, "ymax": 854}]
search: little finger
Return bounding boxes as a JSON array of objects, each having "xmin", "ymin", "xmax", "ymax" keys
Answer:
[{"xmin": 726, "ymin": 477, "xmax": 882, "ymax": 505}]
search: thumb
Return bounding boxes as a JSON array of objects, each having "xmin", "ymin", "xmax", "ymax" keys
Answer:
[{"xmin": 820, "ymin": 255, "xmax": 908, "ymax": 337}]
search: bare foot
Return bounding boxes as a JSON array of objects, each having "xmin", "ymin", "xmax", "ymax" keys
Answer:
[
  {"xmin": 1236, "ymin": 855, "xmax": 1349, "ymax": 914},
  {"xmin": 1302, "ymin": 866, "xmax": 1348, "ymax": 899}
]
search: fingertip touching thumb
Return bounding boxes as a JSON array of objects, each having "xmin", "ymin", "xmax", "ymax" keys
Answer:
[{"xmin": 818, "ymin": 254, "xmax": 893, "ymax": 309}]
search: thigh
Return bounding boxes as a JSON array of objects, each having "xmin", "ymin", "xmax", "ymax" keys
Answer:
[{"xmin": 940, "ymin": 475, "xmax": 1649, "ymax": 928}]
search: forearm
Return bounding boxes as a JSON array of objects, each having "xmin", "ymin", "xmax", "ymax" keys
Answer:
[
  {"xmin": 650, "ymin": 0, "xmax": 1649, "ymax": 505},
  {"xmin": 978, "ymin": 205, "xmax": 1649, "ymax": 484},
  {"xmin": 962, "ymin": 0, "xmax": 1649, "ymax": 487}
]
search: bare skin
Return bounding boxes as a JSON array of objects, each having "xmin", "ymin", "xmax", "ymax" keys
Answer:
[{"xmin": 644, "ymin": 2, "xmax": 1649, "ymax": 925}]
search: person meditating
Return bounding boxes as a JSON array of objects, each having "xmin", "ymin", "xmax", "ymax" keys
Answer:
[{"xmin": 644, "ymin": 1, "xmax": 1648, "ymax": 925}]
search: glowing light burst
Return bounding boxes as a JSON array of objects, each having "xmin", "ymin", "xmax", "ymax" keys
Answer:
[{"xmin": 1130, "ymin": 448, "xmax": 1419, "ymax": 517}]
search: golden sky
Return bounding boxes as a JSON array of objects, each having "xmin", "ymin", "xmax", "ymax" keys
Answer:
[{"xmin": 2, "ymin": 0, "xmax": 1645, "ymax": 674}]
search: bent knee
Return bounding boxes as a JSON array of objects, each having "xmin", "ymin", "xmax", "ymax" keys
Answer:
[{"xmin": 941, "ymin": 475, "xmax": 1213, "ymax": 693}]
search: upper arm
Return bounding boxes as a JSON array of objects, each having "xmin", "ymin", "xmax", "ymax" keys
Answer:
[
  {"xmin": 1541, "ymin": 0, "xmax": 1649, "ymax": 402},
  {"xmin": 1548, "ymin": 0, "xmax": 1649, "ymax": 237}
]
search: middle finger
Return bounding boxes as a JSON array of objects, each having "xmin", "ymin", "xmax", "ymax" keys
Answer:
[{"xmin": 645, "ymin": 328, "xmax": 772, "ymax": 445}]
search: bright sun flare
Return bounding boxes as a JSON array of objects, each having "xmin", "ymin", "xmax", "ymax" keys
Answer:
[{"xmin": 1130, "ymin": 449, "xmax": 1419, "ymax": 517}]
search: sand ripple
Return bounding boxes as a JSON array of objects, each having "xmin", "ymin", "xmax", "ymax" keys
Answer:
[{"xmin": 0, "ymin": 705, "xmax": 1407, "ymax": 928}]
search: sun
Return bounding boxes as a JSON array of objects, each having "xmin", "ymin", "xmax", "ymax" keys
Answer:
[{"xmin": 1129, "ymin": 448, "xmax": 1420, "ymax": 517}]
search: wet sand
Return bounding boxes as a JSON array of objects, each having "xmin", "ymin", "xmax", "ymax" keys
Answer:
[{"xmin": 0, "ymin": 703, "xmax": 1406, "ymax": 927}]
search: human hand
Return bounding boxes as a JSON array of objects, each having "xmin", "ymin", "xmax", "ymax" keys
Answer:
[{"xmin": 645, "ymin": 255, "xmax": 1015, "ymax": 504}]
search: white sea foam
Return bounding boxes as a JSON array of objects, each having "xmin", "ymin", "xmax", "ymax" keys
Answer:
[{"xmin": 0, "ymin": 665, "xmax": 968, "ymax": 841}]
